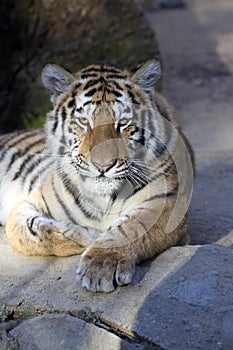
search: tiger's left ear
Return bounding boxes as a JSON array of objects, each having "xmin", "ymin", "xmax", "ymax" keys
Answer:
[{"xmin": 131, "ymin": 59, "xmax": 161, "ymax": 95}]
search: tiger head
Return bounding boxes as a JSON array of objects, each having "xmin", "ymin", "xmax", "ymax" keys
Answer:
[{"xmin": 42, "ymin": 59, "xmax": 166, "ymax": 194}]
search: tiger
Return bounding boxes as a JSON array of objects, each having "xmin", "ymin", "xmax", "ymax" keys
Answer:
[{"xmin": 0, "ymin": 59, "xmax": 194, "ymax": 292}]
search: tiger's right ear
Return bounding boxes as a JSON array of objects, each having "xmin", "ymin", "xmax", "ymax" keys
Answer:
[
  {"xmin": 42, "ymin": 64, "xmax": 75, "ymax": 104},
  {"xmin": 131, "ymin": 59, "xmax": 161, "ymax": 96}
]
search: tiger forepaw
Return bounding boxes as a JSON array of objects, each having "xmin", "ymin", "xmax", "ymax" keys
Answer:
[{"xmin": 76, "ymin": 249, "xmax": 135, "ymax": 292}]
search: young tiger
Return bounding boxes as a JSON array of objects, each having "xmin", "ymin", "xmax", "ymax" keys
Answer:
[{"xmin": 0, "ymin": 59, "xmax": 194, "ymax": 292}]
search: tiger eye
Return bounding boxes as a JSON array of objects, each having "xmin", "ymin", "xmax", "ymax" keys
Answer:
[
  {"xmin": 119, "ymin": 118, "xmax": 128, "ymax": 126},
  {"xmin": 79, "ymin": 117, "xmax": 89, "ymax": 125}
]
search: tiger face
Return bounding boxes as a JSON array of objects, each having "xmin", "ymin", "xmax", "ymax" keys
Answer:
[
  {"xmin": 70, "ymin": 102, "xmax": 133, "ymax": 195},
  {"xmin": 42, "ymin": 60, "xmax": 163, "ymax": 195}
]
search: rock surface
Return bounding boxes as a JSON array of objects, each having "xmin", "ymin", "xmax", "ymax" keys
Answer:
[
  {"xmin": 1, "ymin": 227, "xmax": 233, "ymax": 350},
  {"xmin": 1, "ymin": 0, "xmax": 233, "ymax": 349},
  {"xmin": 10, "ymin": 314, "xmax": 141, "ymax": 350}
]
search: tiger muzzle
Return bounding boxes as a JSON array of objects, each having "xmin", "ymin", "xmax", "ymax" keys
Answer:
[{"xmin": 89, "ymin": 125, "xmax": 129, "ymax": 174}]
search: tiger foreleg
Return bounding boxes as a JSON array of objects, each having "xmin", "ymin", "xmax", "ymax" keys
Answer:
[
  {"xmin": 77, "ymin": 204, "xmax": 189, "ymax": 292},
  {"xmin": 5, "ymin": 199, "xmax": 94, "ymax": 256}
]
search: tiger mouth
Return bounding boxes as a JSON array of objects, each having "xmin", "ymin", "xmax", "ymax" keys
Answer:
[{"xmin": 79, "ymin": 171, "xmax": 125, "ymax": 182}]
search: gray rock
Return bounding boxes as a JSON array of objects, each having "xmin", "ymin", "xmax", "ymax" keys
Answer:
[
  {"xmin": 10, "ymin": 314, "xmax": 141, "ymax": 350},
  {"xmin": 216, "ymin": 230, "xmax": 233, "ymax": 247},
  {"xmin": 0, "ymin": 330, "xmax": 19, "ymax": 350},
  {"xmin": 223, "ymin": 311, "xmax": 233, "ymax": 350},
  {"xmin": 2, "ymin": 239, "xmax": 233, "ymax": 350},
  {"xmin": 169, "ymin": 270, "xmax": 218, "ymax": 307}
]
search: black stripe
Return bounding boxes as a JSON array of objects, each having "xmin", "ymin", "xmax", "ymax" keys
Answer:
[
  {"xmin": 125, "ymin": 162, "xmax": 175, "ymax": 198},
  {"xmin": 106, "ymin": 74, "xmax": 127, "ymax": 80},
  {"xmin": 26, "ymin": 216, "xmax": 39, "ymax": 236},
  {"xmin": 61, "ymin": 172, "xmax": 81, "ymax": 204},
  {"xmin": 139, "ymin": 128, "xmax": 145, "ymax": 145},
  {"xmin": 61, "ymin": 106, "xmax": 67, "ymax": 123},
  {"xmin": 18, "ymin": 147, "xmax": 47, "ymax": 183},
  {"xmin": 75, "ymin": 82, "xmax": 82, "ymax": 89},
  {"xmin": 81, "ymin": 73, "xmax": 98, "ymax": 79},
  {"xmin": 0, "ymin": 130, "xmax": 42, "ymax": 162},
  {"xmin": 28, "ymin": 159, "xmax": 53, "ymax": 193},
  {"xmin": 0, "ymin": 130, "xmax": 26, "ymax": 148},
  {"xmin": 154, "ymin": 138, "xmax": 167, "ymax": 158},
  {"xmin": 68, "ymin": 99, "xmax": 75, "ymax": 108},
  {"xmin": 41, "ymin": 192, "xmax": 52, "ymax": 217},
  {"xmin": 128, "ymin": 125, "xmax": 140, "ymax": 139},
  {"xmin": 6, "ymin": 151, "xmax": 21, "ymax": 173},
  {"xmin": 21, "ymin": 156, "xmax": 43, "ymax": 184},
  {"xmin": 124, "ymin": 106, "xmax": 131, "ymax": 114},
  {"xmin": 81, "ymin": 67, "xmax": 122, "ymax": 74},
  {"xmin": 13, "ymin": 137, "xmax": 45, "ymax": 171},
  {"xmin": 137, "ymin": 219, "xmax": 148, "ymax": 233},
  {"xmin": 52, "ymin": 118, "xmax": 58, "ymax": 133},
  {"xmin": 109, "ymin": 81, "xmax": 123, "ymax": 90},
  {"xmin": 70, "ymin": 120, "xmax": 79, "ymax": 127},
  {"xmin": 52, "ymin": 108, "xmax": 59, "ymax": 134},
  {"xmin": 147, "ymin": 110, "xmax": 156, "ymax": 136},
  {"xmin": 140, "ymin": 109, "xmax": 146, "ymax": 120},
  {"xmin": 94, "ymin": 100, "xmax": 102, "ymax": 105},
  {"xmin": 155, "ymin": 102, "xmax": 172, "ymax": 122},
  {"xmin": 106, "ymin": 88, "xmax": 122, "ymax": 98},
  {"xmin": 76, "ymin": 107, "xmax": 83, "ymax": 113},
  {"xmin": 51, "ymin": 177, "xmax": 77, "ymax": 224},
  {"xmin": 83, "ymin": 101, "xmax": 92, "ymax": 107},
  {"xmin": 61, "ymin": 172, "xmax": 93, "ymax": 219},
  {"xmin": 13, "ymin": 153, "xmax": 34, "ymax": 181},
  {"xmin": 7, "ymin": 129, "xmax": 40, "ymax": 145},
  {"xmin": 145, "ymin": 183, "xmax": 178, "ymax": 203},
  {"xmin": 150, "ymin": 170, "xmax": 169, "ymax": 182},
  {"xmin": 81, "ymin": 67, "xmax": 103, "ymax": 73},
  {"xmin": 58, "ymin": 146, "xmax": 65, "ymax": 155},
  {"xmin": 83, "ymin": 79, "xmax": 99, "ymax": 90},
  {"xmin": 82, "ymin": 78, "xmax": 124, "ymax": 94},
  {"xmin": 111, "ymin": 191, "xmax": 118, "ymax": 202},
  {"xmin": 127, "ymin": 90, "xmax": 140, "ymax": 105},
  {"xmin": 60, "ymin": 134, "xmax": 66, "ymax": 146},
  {"xmin": 7, "ymin": 130, "xmax": 42, "ymax": 148},
  {"xmin": 151, "ymin": 160, "xmax": 175, "ymax": 181},
  {"xmin": 118, "ymin": 226, "xmax": 128, "ymax": 238},
  {"xmin": 85, "ymin": 88, "xmax": 97, "ymax": 97}
]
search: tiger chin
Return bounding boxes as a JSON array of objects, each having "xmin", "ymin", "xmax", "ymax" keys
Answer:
[{"xmin": 0, "ymin": 59, "xmax": 194, "ymax": 292}]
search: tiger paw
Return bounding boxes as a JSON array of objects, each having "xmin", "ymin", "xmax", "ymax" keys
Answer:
[{"xmin": 76, "ymin": 249, "xmax": 135, "ymax": 292}]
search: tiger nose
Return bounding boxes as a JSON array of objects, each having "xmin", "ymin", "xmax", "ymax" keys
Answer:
[{"xmin": 93, "ymin": 159, "xmax": 117, "ymax": 173}]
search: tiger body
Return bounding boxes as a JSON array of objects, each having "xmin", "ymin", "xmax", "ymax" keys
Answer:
[{"xmin": 0, "ymin": 60, "xmax": 194, "ymax": 292}]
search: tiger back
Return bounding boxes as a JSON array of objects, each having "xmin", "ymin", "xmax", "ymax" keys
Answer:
[{"xmin": 0, "ymin": 59, "xmax": 194, "ymax": 292}]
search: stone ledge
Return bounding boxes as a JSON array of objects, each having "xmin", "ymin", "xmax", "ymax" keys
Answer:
[{"xmin": 1, "ymin": 226, "xmax": 233, "ymax": 349}]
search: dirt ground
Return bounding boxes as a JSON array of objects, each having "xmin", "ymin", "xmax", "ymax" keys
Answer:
[{"xmin": 144, "ymin": 0, "xmax": 233, "ymax": 246}]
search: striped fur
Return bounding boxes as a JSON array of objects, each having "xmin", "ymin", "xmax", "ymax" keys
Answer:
[{"xmin": 0, "ymin": 59, "xmax": 194, "ymax": 292}]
